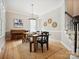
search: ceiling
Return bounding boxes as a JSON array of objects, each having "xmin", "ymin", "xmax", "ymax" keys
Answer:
[{"xmin": 5, "ymin": 0, "xmax": 64, "ymax": 16}]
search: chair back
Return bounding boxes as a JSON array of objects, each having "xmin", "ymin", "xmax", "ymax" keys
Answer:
[
  {"xmin": 41, "ymin": 31, "xmax": 49, "ymax": 42},
  {"xmin": 41, "ymin": 31, "xmax": 49, "ymax": 35}
]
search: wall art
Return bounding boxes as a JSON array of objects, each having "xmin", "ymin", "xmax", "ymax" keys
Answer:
[
  {"xmin": 48, "ymin": 18, "xmax": 52, "ymax": 24},
  {"xmin": 52, "ymin": 22, "xmax": 57, "ymax": 28},
  {"xmin": 14, "ymin": 19, "xmax": 23, "ymax": 28}
]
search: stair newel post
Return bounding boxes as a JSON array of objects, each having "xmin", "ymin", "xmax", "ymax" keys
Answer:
[{"xmin": 74, "ymin": 23, "xmax": 77, "ymax": 53}]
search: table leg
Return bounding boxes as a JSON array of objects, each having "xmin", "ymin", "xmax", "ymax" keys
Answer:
[
  {"xmin": 33, "ymin": 36, "xmax": 37, "ymax": 52},
  {"xmin": 22, "ymin": 34, "xmax": 26, "ymax": 43}
]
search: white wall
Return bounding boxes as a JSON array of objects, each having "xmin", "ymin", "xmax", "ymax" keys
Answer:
[
  {"xmin": 6, "ymin": 11, "xmax": 30, "ymax": 32},
  {"xmin": 0, "ymin": 0, "xmax": 6, "ymax": 53},
  {"xmin": 37, "ymin": 2, "xmax": 65, "ymax": 43}
]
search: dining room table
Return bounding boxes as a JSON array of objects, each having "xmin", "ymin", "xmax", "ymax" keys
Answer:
[
  {"xmin": 28, "ymin": 31, "xmax": 50, "ymax": 52},
  {"xmin": 28, "ymin": 32, "xmax": 41, "ymax": 52}
]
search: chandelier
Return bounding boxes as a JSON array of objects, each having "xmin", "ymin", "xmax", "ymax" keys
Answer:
[{"xmin": 29, "ymin": 0, "xmax": 36, "ymax": 20}]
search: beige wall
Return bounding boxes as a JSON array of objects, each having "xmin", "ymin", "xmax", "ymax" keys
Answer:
[
  {"xmin": 66, "ymin": 0, "xmax": 79, "ymax": 16},
  {"xmin": 66, "ymin": 0, "xmax": 73, "ymax": 16},
  {"xmin": 73, "ymin": 0, "xmax": 79, "ymax": 16}
]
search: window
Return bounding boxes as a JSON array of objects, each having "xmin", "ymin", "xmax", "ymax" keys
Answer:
[{"xmin": 30, "ymin": 20, "xmax": 36, "ymax": 32}]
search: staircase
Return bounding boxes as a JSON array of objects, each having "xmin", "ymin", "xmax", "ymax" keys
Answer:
[{"xmin": 65, "ymin": 12, "xmax": 79, "ymax": 56}]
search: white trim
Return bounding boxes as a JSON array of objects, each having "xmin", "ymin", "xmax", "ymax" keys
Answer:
[
  {"xmin": 0, "ymin": 36, "xmax": 5, "ymax": 53},
  {"xmin": 70, "ymin": 55, "xmax": 79, "ymax": 59},
  {"xmin": 60, "ymin": 41, "xmax": 74, "ymax": 54},
  {"xmin": 0, "ymin": 48, "xmax": 1, "ymax": 53},
  {"xmin": 0, "ymin": 41, "xmax": 5, "ymax": 53},
  {"xmin": 61, "ymin": 41, "xmax": 71, "ymax": 50}
]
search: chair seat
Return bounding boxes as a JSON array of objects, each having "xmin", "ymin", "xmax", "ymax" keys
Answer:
[{"xmin": 37, "ymin": 40, "xmax": 47, "ymax": 43}]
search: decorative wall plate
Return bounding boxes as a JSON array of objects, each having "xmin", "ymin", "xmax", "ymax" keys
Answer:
[
  {"xmin": 52, "ymin": 22, "xmax": 57, "ymax": 28},
  {"xmin": 43, "ymin": 22, "xmax": 47, "ymax": 26},
  {"xmin": 48, "ymin": 18, "xmax": 52, "ymax": 24}
]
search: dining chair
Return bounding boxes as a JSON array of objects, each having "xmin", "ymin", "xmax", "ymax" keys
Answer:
[
  {"xmin": 37, "ymin": 31, "xmax": 49, "ymax": 52},
  {"xmin": 29, "ymin": 32, "xmax": 37, "ymax": 52},
  {"xmin": 30, "ymin": 38, "xmax": 34, "ymax": 52}
]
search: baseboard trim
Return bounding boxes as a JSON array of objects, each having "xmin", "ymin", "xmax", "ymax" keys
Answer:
[
  {"xmin": 0, "ymin": 44, "xmax": 5, "ymax": 54},
  {"xmin": 60, "ymin": 41, "xmax": 74, "ymax": 53}
]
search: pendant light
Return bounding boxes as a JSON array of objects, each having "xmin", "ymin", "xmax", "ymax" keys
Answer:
[{"xmin": 29, "ymin": 0, "xmax": 36, "ymax": 20}]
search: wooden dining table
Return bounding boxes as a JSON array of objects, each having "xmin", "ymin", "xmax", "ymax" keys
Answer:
[
  {"xmin": 32, "ymin": 34, "xmax": 39, "ymax": 52},
  {"xmin": 28, "ymin": 33, "xmax": 41, "ymax": 52},
  {"xmin": 28, "ymin": 31, "xmax": 50, "ymax": 52}
]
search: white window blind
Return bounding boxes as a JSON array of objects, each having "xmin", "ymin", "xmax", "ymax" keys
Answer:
[{"xmin": 30, "ymin": 20, "xmax": 36, "ymax": 32}]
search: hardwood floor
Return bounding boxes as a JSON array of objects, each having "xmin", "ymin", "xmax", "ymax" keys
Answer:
[{"xmin": 0, "ymin": 40, "xmax": 70, "ymax": 59}]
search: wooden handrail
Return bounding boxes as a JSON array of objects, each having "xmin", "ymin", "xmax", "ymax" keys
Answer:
[{"xmin": 65, "ymin": 11, "xmax": 73, "ymax": 18}]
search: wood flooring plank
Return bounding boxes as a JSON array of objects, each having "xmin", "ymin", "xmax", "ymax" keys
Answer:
[{"xmin": 0, "ymin": 40, "xmax": 70, "ymax": 59}]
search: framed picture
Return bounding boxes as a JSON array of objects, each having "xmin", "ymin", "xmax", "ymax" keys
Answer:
[
  {"xmin": 48, "ymin": 18, "xmax": 52, "ymax": 24},
  {"xmin": 14, "ymin": 19, "xmax": 23, "ymax": 28},
  {"xmin": 52, "ymin": 22, "xmax": 57, "ymax": 28}
]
